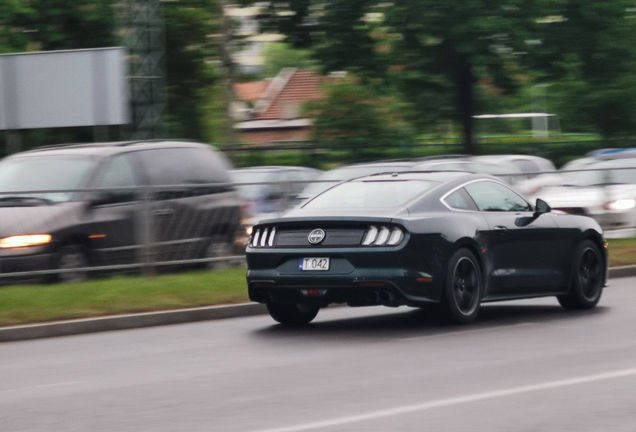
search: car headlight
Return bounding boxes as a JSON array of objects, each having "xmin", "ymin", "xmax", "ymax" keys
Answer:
[
  {"xmin": 0, "ymin": 234, "xmax": 52, "ymax": 249},
  {"xmin": 604, "ymin": 199, "xmax": 636, "ymax": 211}
]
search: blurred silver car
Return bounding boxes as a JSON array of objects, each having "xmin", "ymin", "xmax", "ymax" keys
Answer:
[
  {"xmin": 299, "ymin": 161, "xmax": 419, "ymax": 200},
  {"xmin": 472, "ymin": 154, "xmax": 556, "ymax": 192},
  {"xmin": 538, "ymin": 157, "xmax": 636, "ymax": 235},
  {"xmin": 230, "ymin": 166, "xmax": 322, "ymax": 243}
]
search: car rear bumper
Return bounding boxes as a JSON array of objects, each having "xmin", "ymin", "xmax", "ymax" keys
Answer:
[{"xmin": 246, "ymin": 264, "xmax": 441, "ymax": 307}]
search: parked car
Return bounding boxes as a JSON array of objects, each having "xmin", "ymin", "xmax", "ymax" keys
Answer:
[
  {"xmin": 246, "ymin": 172, "xmax": 606, "ymax": 325},
  {"xmin": 520, "ymin": 151, "xmax": 636, "ymax": 199},
  {"xmin": 471, "ymin": 154, "xmax": 556, "ymax": 192},
  {"xmin": 230, "ymin": 166, "xmax": 322, "ymax": 244},
  {"xmin": 298, "ymin": 161, "xmax": 419, "ymax": 200},
  {"xmin": 412, "ymin": 157, "xmax": 524, "ymax": 183},
  {"xmin": 538, "ymin": 156, "xmax": 636, "ymax": 234},
  {"xmin": 0, "ymin": 140, "xmax": 240, "ymax": 282},
  {"xmin": 230, "ymin": 165, "xmax": 322, "ymax": 218}
]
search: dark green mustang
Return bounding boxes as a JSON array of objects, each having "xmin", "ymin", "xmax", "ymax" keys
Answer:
[{"xmin": 246, "ymin": 172, "xmax": 608, "ymax": 325}]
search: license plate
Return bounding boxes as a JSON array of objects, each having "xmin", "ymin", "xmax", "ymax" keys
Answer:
[{"xmin": 299, "ymin": 257, "xmax": 330, "ymax": 271}]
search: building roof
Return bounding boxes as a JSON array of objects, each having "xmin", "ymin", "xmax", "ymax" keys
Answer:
[
  {"xmin": 254, "ymin": 69, "xmax": 324, "ymax": 120},
  {"xmin": 234, "ymin": 80, "xmax": 270, "ymax": 102}
]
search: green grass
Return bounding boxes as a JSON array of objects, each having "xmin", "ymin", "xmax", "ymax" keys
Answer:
[
  {"xmin": 0, "ymin": 239, "xmax": 635, "ymax": 327},
  {"xmin": 0, "ymin": 268, "xmax": 249, "ymax": 327},
  {"xmin": 608, "ymin": 238, "xmax": 636, "ymax": 268}
]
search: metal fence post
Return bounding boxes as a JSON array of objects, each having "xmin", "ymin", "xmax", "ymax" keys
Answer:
[{"xmin": 140, "ymin": 185, "xmax": 156, "ymax": 277}]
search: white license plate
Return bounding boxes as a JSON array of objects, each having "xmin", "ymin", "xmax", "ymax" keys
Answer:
[{"xmin": 300, "ymin": 257, "xmax": 330, "ymax": 271}]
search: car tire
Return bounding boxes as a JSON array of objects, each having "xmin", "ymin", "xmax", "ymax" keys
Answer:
[
  {"xmin": 557, "ymin": 239, "xmax": 603, "ymax": 310},
  {"xmin": 266, "ymin": 303, "xmax": 319, "ymax": 326},
  {"xmin": 443, "ymin": 248, "xmax": 482, "ymax": 324},
  {"xmin": 203, "ymin": 236, "xmax": 234, "ymax": 270},
  {"xmin": 54, "ymin": 245, "xmax": 89, "ymax": 283}
]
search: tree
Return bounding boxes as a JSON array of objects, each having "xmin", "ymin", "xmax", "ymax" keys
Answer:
[
  {"xmin": 241, "ymin": 0, "xmax": 636, "ymax": 150},
  {"xmin": 529, "ymin": 1, "xmax": 636, "ymax": 137},
  {"xmin": 260, "ymin": 42, "xmax": 317, "ymax": 78},
  {"xmin": 163, "ymin": 0, "xmax": 219, "ymax": 142},
  {"xmin": 10, "ymin": 0, "xmax": 116, "ymax": 51},
  {"xmin": 304, "ymin": 75, "xmax": 414, "ymax": 159}
]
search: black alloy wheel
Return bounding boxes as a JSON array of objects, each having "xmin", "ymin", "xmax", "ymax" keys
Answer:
[
  {"xmin": 444, "ymin": 248, "xmax": 482, "ymax": 324},
  {"xmin": 558, "ymin": 240, "xmax": 603, "ymax": 310},
  {"xmin": 266, "ymin": 303, "xmax": 320, "ymax": 326}
]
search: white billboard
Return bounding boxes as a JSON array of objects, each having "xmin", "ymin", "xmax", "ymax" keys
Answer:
[{"xmin": 0, "ymin": 47, "xmax": 129, "ymax": 130}]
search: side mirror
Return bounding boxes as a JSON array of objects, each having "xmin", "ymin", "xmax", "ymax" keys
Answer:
[{"xmin": 534, "ymin": 198, "xmax": 551, "ymax": 216}]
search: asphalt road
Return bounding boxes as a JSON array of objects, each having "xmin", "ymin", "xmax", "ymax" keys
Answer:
[{"xmin": 2, "ymin": 278, "xmax": 636, "ymax": 432}]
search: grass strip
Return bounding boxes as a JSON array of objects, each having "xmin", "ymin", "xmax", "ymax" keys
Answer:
[
  {"xmin": 607, "ymin": 238, "xmax": 636, "ymax": 267},
  {"xmin": 0, "ymin": 238, "xmax": 634, "ymax": 327},
  {"xmin": 0, "ymin": 268, "xmax": 249, "ymax": 327}
]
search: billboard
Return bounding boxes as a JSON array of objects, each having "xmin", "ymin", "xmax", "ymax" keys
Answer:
[{"xmin": 0, "ymin": 47, "xmax": 129, "ymax": 130}]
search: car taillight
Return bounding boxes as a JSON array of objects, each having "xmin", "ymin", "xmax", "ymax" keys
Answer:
[
  {"xmin": 250, "ymin": 227, "xmax": 277, "ymax": 248},
  {"xmin": 361, "ymin": 225, "xmax": 405, "ymax": 247}
]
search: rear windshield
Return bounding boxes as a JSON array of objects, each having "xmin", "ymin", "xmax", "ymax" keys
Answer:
[
  {"xmin": 0, "ymin": 156, "xmax": 96, "ymax": 202},
  {"xmin": 302, "ymin": 180, "xmax": 435, "ymax": 210}
]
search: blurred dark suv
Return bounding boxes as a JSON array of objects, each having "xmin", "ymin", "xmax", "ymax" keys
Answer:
[{"xmin": 0, "ymin": 140, "xmax": 240, "ymax": 282}]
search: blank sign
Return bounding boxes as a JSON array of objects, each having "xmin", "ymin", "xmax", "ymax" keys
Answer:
[{"xmin": 0, "ymin": 47, "xmax": 129, "ymax": 130}]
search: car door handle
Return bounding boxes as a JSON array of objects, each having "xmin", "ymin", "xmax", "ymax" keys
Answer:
[
  {"xmin": 493, "ymin": 226, "xmax": 508, "ymax": 230},
  {"xmin": 153, "ymin": 209, "xmax": 174, "ymax": 217}
]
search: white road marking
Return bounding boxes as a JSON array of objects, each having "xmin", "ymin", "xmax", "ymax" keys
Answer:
[
  {"xmin": 0, "ymin": 381, "xmax": 80, "ymax": 394},
  {"xmin": 397, "ymin": 322, "xmax": 536, "ymax": 341},
  {"xmin": 246, "ymin": 367, "xmax": 636, "ymax": 432}
]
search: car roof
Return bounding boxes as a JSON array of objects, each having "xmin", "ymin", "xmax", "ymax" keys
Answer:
[
  {"xmin": 230, "ymin": 165, "xmax": 317, "ymax": 173},
  {"xmin": 4, "ymin": 140, "xmax": 213, "ymax": 160},
  {"xmin": 339, "ymin": 161, "xmax": 419, "ymax": 169},
  {"xmin": 349, "ymin": 170, "xmax": 478, "ymax": 183},
  {"xmin": 587, "ymin": 157, "xmax": 636, "ymax": 168}
]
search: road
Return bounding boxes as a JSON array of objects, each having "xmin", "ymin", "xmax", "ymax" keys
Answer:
[{"xmin": 2, "ymin": 277, "xmax": 636, "ymax": 432}]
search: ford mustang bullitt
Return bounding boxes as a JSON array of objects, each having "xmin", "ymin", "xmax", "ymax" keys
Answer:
[{"xmin": 246, "ymin": 172, "xmax": 607, "ymax": 325}]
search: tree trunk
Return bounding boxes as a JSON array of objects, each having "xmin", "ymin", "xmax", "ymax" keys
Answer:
[
  {"xmin": 457, "ymin": 56, "xmax": 476, "ymax": 155},
  {"xmin": 218, "ymin": 0, "xmax": 237, "ymax": 149}
]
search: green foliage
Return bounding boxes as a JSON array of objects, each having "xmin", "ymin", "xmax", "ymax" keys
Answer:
[
  {"xmin": 304, "ymin": 75, "xmax": 415, "ymax": 158},
  {"xmin": 260, "ymin": 42, "xmax": 318, "ymax": 78},
  {"xmin": 163, "ymin": 0, "xmax": 219, "ymax": 142},
  {"xmin": 240, "ymin": 0, "xmax": 636, "ymax": 143},
  {"xmin": 9, "ymin": 0, "xmax": 116, "ymax": 51}
]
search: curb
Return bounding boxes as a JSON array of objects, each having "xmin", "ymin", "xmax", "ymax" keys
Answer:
[
  {"xmin": 0, "ymin": 303, "xmax": 266, "ymax": 343},
  {"xmin": 608, "ymin": 265, "xmax": 636, "ymax": 279},
  {"xmin": 2, "ymin": 265, "xmax": 636, "ymax": 343}
]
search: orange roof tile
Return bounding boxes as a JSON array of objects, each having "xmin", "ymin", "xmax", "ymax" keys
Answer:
[
  {"xmin": 234, "ymin": 80, "xmax": 269, "ymax": 101},
  {"xmin": 255, "ymin": 70, "xmax": 324, "ymax": 120}
]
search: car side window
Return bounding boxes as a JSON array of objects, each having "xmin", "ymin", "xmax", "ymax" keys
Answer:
[
  {"xmin": 94, "ymin": 154, "xmax": 140, "ymax": 203},
  {"xmin": 444, "ymin": 189, "xmax": 477, "ymax": 211},
  {"xmin": 136, "ymin": 147, "xmax": 233, "ymax": 199},
  {"xmin": 464, "ymin": 181, "xmax": 532, "ymax": 212},
  {"xmin": 97, "ymin": 155, "xmax": 138, "ymax": 189}
]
